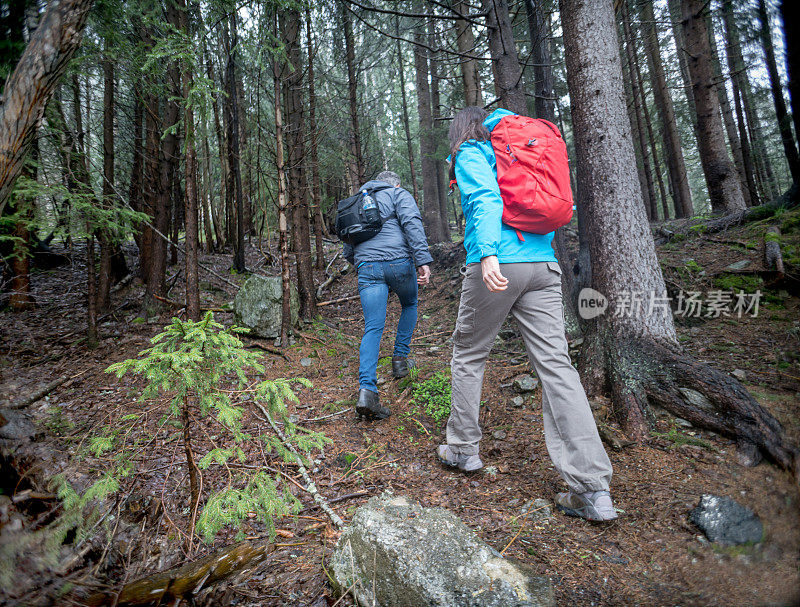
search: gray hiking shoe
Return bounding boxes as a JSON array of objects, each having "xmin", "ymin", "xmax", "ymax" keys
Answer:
[
  {"xmin": 436, "ymin": 444, "xmax": 483, "ymax": 472},
  {"xmin": 391, "ymin": 356, "xmax": 416, "ymax": 379},
  {"xmin": 555, "ymin": 490, "xmax": 618, "ymax": 522}
]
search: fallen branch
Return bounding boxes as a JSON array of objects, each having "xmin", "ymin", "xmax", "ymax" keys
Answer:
[
  {"xmin": 316, "ymin": 257, "xmax": 351, "ymax": 299},
  {"xmin": 110, "ymin": 272, "xmax": 135, "ymax": 294},
  {"xmin": 152, "ymin": 294, "xmax": 227, "ymax": 313},
  {"xmin": 86, "ymin": 541, "xmax": 271, "ymax": 606},
  {"xmin": 253, "ymin": 401, "xmax": 345, "ymax": 529},
  {"xmin": 5, "ymin": 376, "xmax": 69, "ymax": 410},
  {"xmin": 244, "ymin": 339, "xmax": 290, "ymax": 360},
  {"xmin": 318, "ymin": 294, "xmax": 360, "ymax": 307}
]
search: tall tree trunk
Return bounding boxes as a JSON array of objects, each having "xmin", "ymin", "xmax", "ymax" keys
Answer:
[
  {"xmin": 282, "ymin": 9, "xmax": 316, "ymax": 319},
  {"xmin": 306, "ymin": 10, "xmax": 326, "ymax": 270},
  {"xmin": 524, "ymin": 0, "xmax": 553, "ymax": 121},
  {"xmin": 482, "ymin": 0, "xmax": 527, "ymax": 114},
  {"xmin": 667, "ymin": 0, "xmax": 701, "ymax": 143},
  {"xmin": 98, "ymin": 38, "xmax": 114, "ymax": 311},
  {"xmin": 681, "ymin": 0, "xmax": 747, "ymax": 213},
  {"xmin": 561, "ymin": 0, "xmax": 796, "ymax": 475},
  {"xmin": 721, "ymin": 0, "xmax": 777, "ymax": 201},
  {"xmin": 204, "ymin": 39, "xmax": 227, "ymax": 247},
  {"xmin": 428, "ymin": 16, "xmax": 450, "ymax": 240},
  {"xmin": 779, "ymin": 1, "xmax": 800, "ymax": 164},
  {"xmin": 140, "ymin": 57, "xmax": 159, "ymax": 285},
  {"xmin": 455, "ymin": 0, "xmax": 481, "ymax": 106},
  {"xmin": 621, "ymin": 1, "xmax": 657, "ymax": 220},
  {"xmin": 757, "ymin": 0, "xmax": 799, "ymax": 182},
  {"xmin": 705, "ymin": 11, "xmax": 753, "ymax": 207},
  {"xmin": 129, "ymin": 74, "xmax": 144, "ymax": 252},
  {"xmin": 273, "ymin": 24, "xmax": 291, "ymax": 346},
  {"xmin": 629, "ymin": 20, "xmax": 668, "ymax": 219},
  {"xmin": 412, "ymin": 0, "xmax": 444, "ymax": 244},
  {"xmin": 224, "ymin": 14, "xmax": 246, "ymax": 273},
  {"xmin": 640, "ymin": 0, "xmax": 693, "ymax": 218},
  {"xmin": 175, "ymin": 0, "xmax": 199, "ymax": 320},
  {"xmin": 396, "ymin": 16, "xmax": 420, "ymax": 201},
  {"xmin": 0, "ymin": 0, "xmax": 94, "ymax": 213},
  {"xmin": 342, "ymin": 5, "xmax": 365, "ymax": 187}
]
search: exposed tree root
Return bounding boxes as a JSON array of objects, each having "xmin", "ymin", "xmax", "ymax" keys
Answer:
[{"xmin": 583, "ymin": 332, "xmax": 799, "ymax": 479}]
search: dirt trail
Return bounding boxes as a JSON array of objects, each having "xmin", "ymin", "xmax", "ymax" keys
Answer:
[{"xmin": 1, "ymin": 225, "xmax": 799, "ymax": 605}]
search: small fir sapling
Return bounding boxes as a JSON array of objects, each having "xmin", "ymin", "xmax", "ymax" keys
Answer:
[{"xmin": 104, "ymin": 311, "xmax": 329, "ymax": 543}]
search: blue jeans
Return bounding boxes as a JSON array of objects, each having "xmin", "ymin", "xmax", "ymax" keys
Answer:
[{"xmin": 357, "ymin": 258, "xmax": 418, "ymax": 393}]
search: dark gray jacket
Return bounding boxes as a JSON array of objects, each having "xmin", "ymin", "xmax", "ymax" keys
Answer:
[{"xmin": 342, "ymin": 180, "xmax": 433, "ymax": 268}]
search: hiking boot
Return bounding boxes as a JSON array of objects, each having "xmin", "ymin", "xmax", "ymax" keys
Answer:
[
  {"xmin": 555, "ymin": 490, "xmax": 618, "ymax": 522},
  {"xmin": 436, "ymin": 444, "xmax": 483, "ymax": 472},
  {"xmin": 391, "ymin": 356, "xmax": 416, "ymax": 379},
  {"xmin": 355, "ymin": 389, "xmax": 391, "ymax": 420}
]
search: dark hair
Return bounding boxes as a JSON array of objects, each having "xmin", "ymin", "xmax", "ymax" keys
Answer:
[{"xmin": 448, "ymin": 106, "xmax": 491, "ymax": 181}]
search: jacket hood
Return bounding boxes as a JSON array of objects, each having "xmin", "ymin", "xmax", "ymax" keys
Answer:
[
  {"xmin": 483, "ymin": 108, "xmax": 516, "ymax": 132},
  {"xmin": 359, "ymin": 179, "xmax": 396, "ymax": 192}
]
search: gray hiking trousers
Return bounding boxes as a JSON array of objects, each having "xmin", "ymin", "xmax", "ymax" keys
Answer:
[{"xmin": 447, "ymin": 261, "xmax": 613, "ymax": 493}]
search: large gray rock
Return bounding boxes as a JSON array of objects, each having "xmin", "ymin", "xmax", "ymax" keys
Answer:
[
  {"xmin": 233, "ymin": 275, "xmax": 298, "ymax": 339},
  {"xmin": 331, "ymin": 493, "xmax": 554, "ymax": 607},
  {"xmin": 689, "ymin": 494, "xmax": 763, "ymax": 545}
]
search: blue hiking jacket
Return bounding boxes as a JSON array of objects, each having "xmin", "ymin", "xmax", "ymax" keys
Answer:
[{"xmin": 452, "ymin": 108, "xmax": 558, "ymax": 265}]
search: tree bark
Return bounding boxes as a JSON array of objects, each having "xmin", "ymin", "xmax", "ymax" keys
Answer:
[
  {"xmin": 757, "ymin": 0, "xmax": 799, "ymax": 182},
  {"xmin": 705, "ymin": 10, "xmax": 753, "ymax": 207},
  {"xmin": 129, "ymin": 73, "xmax": 144, "ymax": 252},
  {"xmin": 455, "ymin": 0, "xmax": 482, "ymax": 106},
  {"xmin": 412, "ymin": 0, "xmax": 444, "ymax": 243},
  {"xmin": 0, "ymin": 0, "xmax": 94, "ymax": 214},
  {"xmin": 273, "ymin": 23, "xmax": 292, "ymax": 347},
  {"xmin": 282, "ymin": 9, "xmax": 316, "ymax": 319},
  {"xmin": 640, "ymin": 0, "xmax": 693, "ymax": 218},
  {"xmin": 395, "ymin": 16, "xmax": 420, "ymax": 201},
  {"xmin": 681, "ymin": 0, "xmax": 747, "ymax": 213},
  {"xmin": 779, "ymin": 1, "xmax": 800, "ymax": 164},
  {"xmin": 342, "ymin": 5, "xmax": 365, "ymax": 188},
  {"xmin": 482, "ymin": 0, "xmax": 526, "ymax": 115},
  {"xmin": 621, "ymin": 1, "xmax": 657, "ymax": 220},
  {"xmin": 628, "ymin": 16, "xmax": 668, "ymax": 220},
  {"xmin": 98, "ymin": 38, "xmax": 114, "ymax": 311},
  {"xmin": 524, "ymin": 0, "xmax": 553, "ymax": 121},
  {"xmin": 561, "ymin": 0, "xmax": 795, "ymax": 474},
  {"xmin": 721, "ymin": 0, "xmax": 777, "ymax": 201},
  {"xmin": 428, "ymin": 16, "xmax": 451, "ymax": 239},
  {"xmin": 224, "ymin": 14, "xmax": 246, "ymax": 273},
  {"xmin": 306, "ymin": 10, "xmax": 326, "ymax": 270},
  {"xmin": 173, "ymin": 0, "xmax": 199, "ymax": 320}
]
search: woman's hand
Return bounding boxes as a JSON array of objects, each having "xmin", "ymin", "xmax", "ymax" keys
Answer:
[
  {"xmin": 480, "ymin": 255, "xmax": 508, "ymax": 292},
  {"xmin": 417, "ymin": 265, "xmax": 431, "ymax": 285}
]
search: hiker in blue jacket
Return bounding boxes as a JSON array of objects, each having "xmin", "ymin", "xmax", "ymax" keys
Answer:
[
  {"xmin": 439, "ymin": 106, "xmax": 617, "ymax": 523},
  {"xmin": 343, "ymin": 171, "xmax": 433, "ymax": 420}
]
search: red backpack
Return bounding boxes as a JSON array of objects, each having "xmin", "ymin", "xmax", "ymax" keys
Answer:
[{"xmin": 490, "ymin": 114, "xmax": 574, "ymax": 237}]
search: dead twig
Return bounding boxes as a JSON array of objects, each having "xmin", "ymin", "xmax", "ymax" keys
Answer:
[
  {"xmin": 5, "ymin": 376, "xmax": 69, "ymax": 410},
  {"xmin": 318, "ymin": 294, "xmax": 360, "ymax": 307},
  {"xmin": 252, "ymin": 401, "xmax": 345, "ymax": 529}
]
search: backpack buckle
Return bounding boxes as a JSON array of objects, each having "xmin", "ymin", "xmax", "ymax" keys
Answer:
[{"xmin": 526, "ymin": 139, "xmax": 537, "ymax": 147}]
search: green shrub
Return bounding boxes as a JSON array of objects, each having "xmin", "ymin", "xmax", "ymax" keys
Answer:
[{"xmin": 411, "ymin": 371, "xmax": 452, "ymax": 426}]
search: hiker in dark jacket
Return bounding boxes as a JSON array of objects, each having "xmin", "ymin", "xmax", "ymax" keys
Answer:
[{"xmin": 343, "ymin": 171, "xmax": 433, "ymax": 420}]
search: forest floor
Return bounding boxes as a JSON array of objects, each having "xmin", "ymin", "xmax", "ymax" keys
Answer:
[{"xmin": 1, "ymin": 211, "xmax": 799, "ymax": 606}]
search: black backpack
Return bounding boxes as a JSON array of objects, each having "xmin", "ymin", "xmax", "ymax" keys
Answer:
[{"xmin": 335, "ymin": 185, "xmax": 391, "ymax": 245}]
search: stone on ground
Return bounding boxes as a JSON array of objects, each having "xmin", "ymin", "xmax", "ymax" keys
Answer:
[
  {"xmin": 331, "ymin": 493, "xmax": 554, "ymax": 607},
  {"xmin": 689, "ymin": 494, "xmax": 763, "ymax": 545},
  {"xmin": 233, "ymin": 275, "xmax": 298, "ymax": 339},
  {"xmin": 513, "ymin": 374, "xmax": 539, "ymax": 393}
]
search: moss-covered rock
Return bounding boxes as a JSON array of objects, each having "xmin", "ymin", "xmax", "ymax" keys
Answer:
[{"xmin": 233, "ymin": 275, "xmax": 298, "ymax": 339}]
